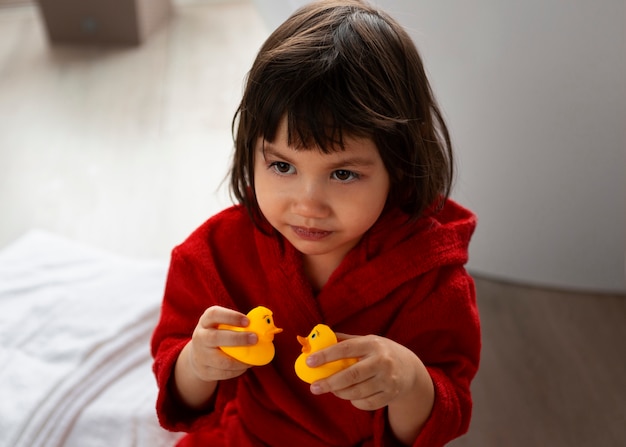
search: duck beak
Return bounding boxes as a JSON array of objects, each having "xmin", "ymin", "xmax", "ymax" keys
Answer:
[
  {"xmin": 265, "ymin": 325, "xmax": 283, "ymax": 339},
  {"xmin": 297, "ymin": 335, "xmax": 311, "ymax": 353}
]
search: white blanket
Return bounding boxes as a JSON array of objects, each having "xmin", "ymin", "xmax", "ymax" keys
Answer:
[{"xmin": 0, "ymin": 231, "xmax": 182, "ymax": 447}]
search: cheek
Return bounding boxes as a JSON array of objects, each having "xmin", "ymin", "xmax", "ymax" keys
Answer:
[
  {"xmin": 253, "ymin": 172, "xmax": 282, "ymax": 217},
  {"xmin": 253, "ymin": 180, "xmax": 270, "ymax": 214},
  {"xmin": 341, "ymin": 188, "xmax": 388, "ymax": 230}
]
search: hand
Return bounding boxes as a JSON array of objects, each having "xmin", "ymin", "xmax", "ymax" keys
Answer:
[
  {"xmin": 307, "ymin": 333, "xmax": 426, "ymax": 411},
  {"xmin": 187, "ymin": 305, "xmax": 258, "ymax": 382}
]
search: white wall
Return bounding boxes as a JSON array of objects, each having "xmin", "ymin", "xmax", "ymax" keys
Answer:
[
  {"xmin": 253, "ymin": 0, "xmax": 626, "ymax": 293},
  {"xmin": 251, "ymin": 0, "xmax": 307, "ymax": 31}
]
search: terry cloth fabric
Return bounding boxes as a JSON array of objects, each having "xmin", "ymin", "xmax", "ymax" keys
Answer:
[
  {"xmin": 151, "ymin": 200, "xmax": 481, "ymax": 447},
  {"xmin": 0, "ymin": 230, "xmax": 182, "ymax": 447}
]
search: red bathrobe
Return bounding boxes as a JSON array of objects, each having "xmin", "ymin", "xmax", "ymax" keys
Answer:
[{"xmin": 151, "ymin": 200, "xmax": 480, "ymax": 447}]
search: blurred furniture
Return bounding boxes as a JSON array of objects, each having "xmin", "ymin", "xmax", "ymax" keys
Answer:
[{"xmin": 36, "ymin": 0, "xmax": 172, "ymax": 45}]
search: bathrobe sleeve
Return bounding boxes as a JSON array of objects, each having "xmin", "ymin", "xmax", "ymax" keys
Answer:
[
  {"xmin": 150, "ymin": 207, "xmax": 257, "ymax": 434},
  {"xmin": 373, "ymin": 266, "xmax": 480, "ymax": 447},
  {"xmin": 415, "ymin": 269, "xmax": 479, "ymax": 447},
  {"xmin": 150, "ymin": 242, "xmax": 240, "ymax": 433}
]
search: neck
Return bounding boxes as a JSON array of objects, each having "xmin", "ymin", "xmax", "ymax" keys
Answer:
[{"xmin": 302, "ymin": 253, "xmax": 341, "ymax": 293}]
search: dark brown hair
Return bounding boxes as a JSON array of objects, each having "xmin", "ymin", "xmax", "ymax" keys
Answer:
[{"xmin": 230, "ymin": 0, "xmax": 453, "ymax": 225}]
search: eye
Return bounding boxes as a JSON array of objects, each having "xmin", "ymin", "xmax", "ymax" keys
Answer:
[
  {"xmin": 266, "ymin": 318, "xmax": 271, "ymax": 324},
  {"xmin": 332, "ymin": 169, "xmax": 358, "ymax": 182},
  {"xmin": 311, "ymin": 333, "xmax": 316, "ymax": 339},
  {"xmin": 270, "ymin": 161, "xmax": 295, "ymax": 175}
]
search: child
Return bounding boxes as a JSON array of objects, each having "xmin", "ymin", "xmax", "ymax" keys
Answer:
[{"xmin": 151, "ymin": 0, "xmax": 480, "ymax": 446}]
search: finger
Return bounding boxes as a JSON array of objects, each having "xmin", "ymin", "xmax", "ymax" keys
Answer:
[
  {"xmin": 334, "ymin": 332, "xmax": 358, "ymax": 341},
  {"xmin": 217, "ymin": 328, "xmax": 258, "ymax": 347},
  {"xmin": 310, "ymin": 358, "xmax": 375, "ymax": 396},
  {"xmin": 316, "ymin": 368, "xmax": 391, "ymax": 412},
  {"xmin": 332, "ymin": 357, "xmax": 377, "ymax": 390},
  {"xmin": 331, "ymin": 376, "xmax": 381, "ymax": 403},
  {"xmin": 195, "ymin": 351, "xmax": 251, "ymax": 381},
  {"xmin": 194, "ymin": 325, "xmax": 257, "ymax": 349},
  {"xmin": 349, "ymin": 391, "xmax": 388, "ymax": 411},
  {"xmin": 306, "ymin": 337, "xmax": 363, "ymax": 367},
  {"xmin": 199, "ymin": 306, "xmax": 249, "ymax": 329},
  {"xmin": 211, "ymin": 351, "xmax": 253, "ymax": 372}
]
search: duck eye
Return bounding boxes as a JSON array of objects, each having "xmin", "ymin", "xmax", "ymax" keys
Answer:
[
  {"xmin": 266, "ymin": 318, "xmax": 271, "ymax": 324},
  {"xmin": 311, "ymin": 333, "xmax": 316, "ymax": 339}
]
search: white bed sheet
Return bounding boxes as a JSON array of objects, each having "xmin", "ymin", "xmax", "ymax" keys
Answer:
[{"xmin": 0, "ymin": 231, "xmax": 182, "ymax": 447}]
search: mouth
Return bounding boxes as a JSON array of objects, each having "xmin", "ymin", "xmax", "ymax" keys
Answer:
[{"xmin": 291, "ymin": 226, "xmax": 332, "ymax": 241}]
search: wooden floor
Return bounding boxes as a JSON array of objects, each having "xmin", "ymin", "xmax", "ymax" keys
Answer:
[
  {"xmin": 1, "ymin": 2, "xmax": 625, "ymax": 446},
  {"xmin": 450, "ymin": 278, "xmax": 626, "ymax": 447}
]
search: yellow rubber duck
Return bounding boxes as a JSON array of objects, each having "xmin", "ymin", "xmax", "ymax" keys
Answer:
[
  {"xmin": 218, "ymin": 306, "xmax": 283, "ymax": 366},
  {"xmin": 294, "ymin": 324, "xmax": 357, "ymax": 384}
]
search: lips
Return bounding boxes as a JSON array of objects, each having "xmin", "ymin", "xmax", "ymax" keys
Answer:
[{"xmin": 291, "ymin": 226, "xmax": 332, "ymax": 241}]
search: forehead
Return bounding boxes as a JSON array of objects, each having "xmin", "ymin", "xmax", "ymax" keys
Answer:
[
  {"xmin": 258, "ymin": 118, "xmax": 381, "ymax": 166},
  {"xmin": 258, "ymin": 105, "xmax": 376, "ymax": 153},
  {"xmin": 263, "ymin": 115, "xmax": 376, "ymax": 153}
]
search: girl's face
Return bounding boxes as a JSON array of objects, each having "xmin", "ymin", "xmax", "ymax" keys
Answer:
[{"xmin": 254, "ymin": 118, "xmax": 390, "ymax": 273}]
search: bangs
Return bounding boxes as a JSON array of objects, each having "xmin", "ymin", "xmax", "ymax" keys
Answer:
[
  {"xmin": 244, "ymin": 4, "xmax": 408, "ymax": 154},
  {"xmin": 256, "ymin": 68, "xmax": 372, "ymax": 153}
]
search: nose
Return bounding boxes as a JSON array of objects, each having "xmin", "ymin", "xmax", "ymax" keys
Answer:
[{"xmin": 291, "ymin": 180, "xmax": 330, "ymax": 219}]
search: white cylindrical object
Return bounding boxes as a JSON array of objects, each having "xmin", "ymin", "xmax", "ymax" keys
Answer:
[{"xmin": 252, "ymin": 0, "xmax": 626, "ymax": 293}]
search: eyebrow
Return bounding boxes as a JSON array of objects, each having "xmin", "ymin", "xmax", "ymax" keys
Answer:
[{"xmin": 262, "ymin": 144, "xmax": 377, "ymax": 170}]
